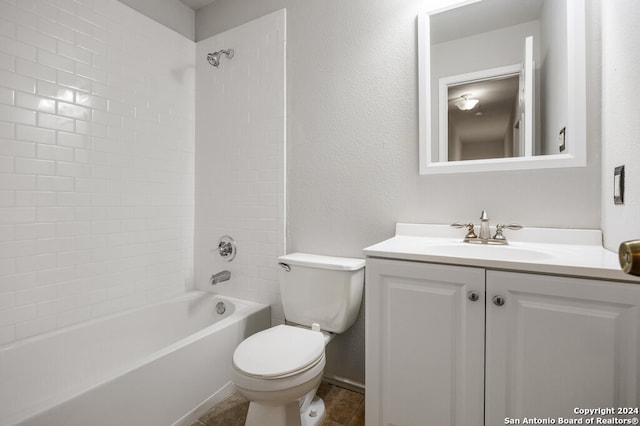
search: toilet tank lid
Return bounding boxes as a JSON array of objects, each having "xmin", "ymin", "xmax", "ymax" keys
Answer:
[{"xmin": 278, "ymin": 253, "xmax": 365, "ymax": 271}]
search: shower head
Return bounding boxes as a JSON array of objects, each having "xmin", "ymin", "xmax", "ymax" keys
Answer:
[{"xmin": 207, "ymin": 49, "xmax": 234, "ymax": 68}]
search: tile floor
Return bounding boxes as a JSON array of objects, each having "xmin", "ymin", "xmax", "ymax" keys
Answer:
[{"xmin": 191, "ymin": 382, "xmax": 364, "ymax": 426}]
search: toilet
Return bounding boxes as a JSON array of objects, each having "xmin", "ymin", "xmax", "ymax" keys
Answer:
[{"xmin": 231, "ymin": 253, "xmax": 365, "ymax": 426}]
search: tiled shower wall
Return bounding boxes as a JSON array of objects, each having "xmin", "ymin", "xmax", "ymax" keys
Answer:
[
  {"xmin": 0, "ymin": 0, "xmax": 195, "ymax": 345},
  {"xmin": 194, "ymin": 10, "xmax": 285, "ymax": 324}
]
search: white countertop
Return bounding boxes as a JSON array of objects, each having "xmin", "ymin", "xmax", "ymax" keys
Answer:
[{"xmin": 363, "ymin": 224, "xmax": 640, "ymax": 284}]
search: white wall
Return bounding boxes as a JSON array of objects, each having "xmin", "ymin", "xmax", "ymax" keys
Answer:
[
  {"xmin": 194, "ymin": 11, "xmax": 286, "ymax": 324},
  {"xmin": 0, "ymin": 0, "xmax": 195, "ymax": 346},
  {"xmin": 601, "ymin": 0, "xmax": 640, "ymax": 250},
  {"xmin": 196, "ymin": 0, "xmax": 602, "ymax": 386}
]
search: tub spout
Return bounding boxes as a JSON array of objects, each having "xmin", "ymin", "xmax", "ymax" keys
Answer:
[{"xmin": 210, "ymin": 270, "xmax": 231, "ymax": 285}]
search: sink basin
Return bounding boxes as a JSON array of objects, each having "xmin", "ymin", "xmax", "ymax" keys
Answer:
[{"xmin": 426, "ymin": 242, "xmax": 555, "ymax": 262}]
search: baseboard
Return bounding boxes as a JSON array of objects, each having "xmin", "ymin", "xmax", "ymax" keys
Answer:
[{"xmin": 322, "ymin": 374, "xmax": 365, "ymax": 394}]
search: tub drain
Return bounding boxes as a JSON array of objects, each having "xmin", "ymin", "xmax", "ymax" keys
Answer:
[{"xmin": 215, "ymin": 301, "xmax": 226, "ymax": 315}]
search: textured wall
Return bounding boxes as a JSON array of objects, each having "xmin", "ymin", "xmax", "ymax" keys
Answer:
[
  {"xmin": 0, "ymin": 0, "xmax": 195, "ymax": 346},
  {"xmin": 601, "ymin": 0, "xmax": 640, "ymax": 250},
  {"xmin": 194, "ymin": 11, "xmax": 286, "ymax": 323}
]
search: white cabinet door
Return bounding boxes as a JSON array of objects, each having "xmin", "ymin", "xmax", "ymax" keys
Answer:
[
  {"xmin": 486, "ymin": 271, "xmax": 640, "ymax": 425},
  {"xmin": 366, "ymin": 258, "xmax": 485, "ymax": 426}
]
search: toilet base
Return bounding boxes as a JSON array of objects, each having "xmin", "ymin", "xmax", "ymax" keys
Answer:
[
  {"xmin": 301, "ymin": 396, "xmax": 325, "ymax": 426},
  {"xmin": 244, "ymin": 397, "xmax": 325, "ymax": 426}
]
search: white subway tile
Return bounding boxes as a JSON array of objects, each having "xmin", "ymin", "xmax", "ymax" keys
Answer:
[
  {"xmin": 36, "ymin": 294, "xmax": 77, "ymax": 317},
  {"xmin": 37, "ymin": 112, "xmax": 74, "ymax": 131},
  {"xmin": 15, "ymin": 253, "xmax": 57, "ymax": 273},
  {"xmin": 56, "ymin": 306, "xmax": 90, "ymax": 328},
  {"xmin": 47, "ymin": 0, "xmax": 77, "ymax": 14},
  {"xmin": 16, "ymin": 124, "xmax": 56, "ymax": 144},
  {"xmin": 0, "ymin": 122, "xmax": 14, "ymax": 139},
  {"xmin": 57, "ymin": 101, "xmax": 90, "ymax": 120},
  {"xmin": 36, "ymin": 80, "xmax": 73, "ymax": 102},
  {"xmin": 0, "ymin": 304, "xmax": 36, "ymax": 327},
  {"xmin": 0, "ymin": 35, "xmax": 38, "ymax": 63},
  {"xmin": 75, "ymin": 92, "xmax": 107, "ymax": 110},
  {"xmin": 57, "ymin": 249, "xmax": 91, "ymax": 266},
  {"xmin": 15, "ymin": 190, "xmax": 56, "ymax": 207},
  {"xmin": 58, "ymin": 9, "xmax": 93, "ymax": 37},
  {"xmin": 0, "ymin": 239, "xmax": 36, "ymax": 258},
  {"xmin": 0, "ymin": 138, "xmax": 35, "ymax": 157},
  {"xmin": 14, "ymin": 222, "xmax": 56, "ymax": 240},
  {"xmin": 56, "ymin": 221, "xmax": 90, "ymax": 237},
  {"xmin": 15, "ymin": 91, "xmax": 55, "ymax": 113},
  {"xmin": 19, "ymin": 1, "xmax": 58, "ymax": 23},
  {"xmin": 0, "ymin": 157, "xmax": 13, "ymax": 174},
  {"xmin": 0, "ymin": 259, "xmax": 15, "ymax": 278},
  {"xmin": 0, "ymin": 17, "xmax": 16, "ymax": 39},
  {"xmin": 57, "ymin": 191, "xmax": 90, "ymax": 206},
  {"xmin": 57, "ymin": 131, "xmax": 89, "ymax": 149},
  {"xmin": 0, "ymin": 3, "xmax": 37, "ymax": 30},
  {"xmin": 16, "ymin": 25, "xmax": 56, "ymax": 52},
  {"xmin": 37, "ymin": 266, "xmax": 74, "ymax": 285},
  {"xmin": 37, "ymin": 143, "xmax": 73, "ymax": 161},
  {"xmin": 37, "ymin": 18, "xmax": 75, "ymax": 45},
  {"xmin": 36, "ymin": 206, "xmax": 74, "ymax": 222},
  {"xmin": 0, "ymin": 224, "xmax": 14, "ymax": 241},
  {"xmin": 15, "ymin": 158, "xmax": 55, "ymax": 175},
  {"xmin": 0, "ymin": 69, "xmax": 36, "ymax": 94},
  {"xmin": 15, "ymin": 314, "xmax": 57, "ymax": 339},
  {"xmin": 37, "ymin": 237, "xmax": 73, "ymax": 253},
  {"xmin": 56, "ymin": 161, "xmax": 90, "ymax": 177},
  {"xmin": 15, "ymin": 57, "xmax": 56, "ymax": 83},
  {"xmin": 0, "ymin": 51, "xmax": 15, "ymax": 72},
  {"xmin": 12, "ymin": 271, "xmax": 37, "ymax": 289},
  {"xmin": 0, "ymin": 174, "xmax": 36, "ymax": 191},
  {"xmin": 0, "ymin": 103, "xmax": 36, "ymax": 125},
  {"xmin": 75, "ymin": 32, "xmax": 106, "ymax": 56},
  {"xmin": 0, "ymin": 86, "xmax": 14, "ymax": 105},
  {"xmin": 37, "ymin": 175, "xmax": 74, "ymax": 191},
  {"xmin": 0, "ymin": 325, "xmax": 14, "ymax": 346},
  {"xmin": 37, "ymin": 49, "xmax": 74, "ymax": 73},
  {"xmin": 56, "ymin": 69, "xmax": 91, "ymax": 92},
  {"xmin": 74, "ymin": 148, "xmax": 89, "ymax": 163}
]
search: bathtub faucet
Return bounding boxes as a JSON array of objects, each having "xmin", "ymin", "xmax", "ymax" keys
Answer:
[{"xmin": 210, "ymin": 270, "xmax": 231, "ymax": 285}]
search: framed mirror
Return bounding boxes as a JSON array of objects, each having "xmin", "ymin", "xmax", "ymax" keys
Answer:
[{"xmin": 418, "ymin": 0, "xmax": 586, "ymax": 174}]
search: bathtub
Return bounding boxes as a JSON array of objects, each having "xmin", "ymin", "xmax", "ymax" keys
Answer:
[{"xmin": 0, "ymin": 291, "xmax": 270, "ymax": 426}]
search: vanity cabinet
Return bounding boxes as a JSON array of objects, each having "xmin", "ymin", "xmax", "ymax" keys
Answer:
[{"xmin": 365, "ymin": 257, "xmax": 640, "ymax": 426}]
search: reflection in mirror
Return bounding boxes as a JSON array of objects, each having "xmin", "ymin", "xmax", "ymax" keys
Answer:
[
  {"xmin": 443, "ymin": 67, "xmax": 521, "ymax": 161},
  {"xmin": 418, "ymin": 0, "xmax": 586, "ymax": 174}
]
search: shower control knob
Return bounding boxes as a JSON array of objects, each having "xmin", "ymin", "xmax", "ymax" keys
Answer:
[
  {"xmin": 492, "ymin": 295, "xmax": 506, "ymax": 307},
  {"xmin": 467, "ymin": 291, "xmax": 480, "ymax": 302}
]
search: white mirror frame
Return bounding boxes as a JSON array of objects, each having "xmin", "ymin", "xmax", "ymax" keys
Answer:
[{"xmin": 418, "ymin": 0, "xmax": 586, "ymax": 174}]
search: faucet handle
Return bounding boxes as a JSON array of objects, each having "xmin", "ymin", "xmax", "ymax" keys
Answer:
[
  {"xmin": 451, "ymin": 222, "xmax": 477, "ymax": 239},
  {"xmin": 493, "ymin": 224, "xmax": 523, "ymax": 240}
]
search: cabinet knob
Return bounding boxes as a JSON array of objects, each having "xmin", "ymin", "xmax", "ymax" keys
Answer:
[
  {"xmin": 467, "ymin": 291, "xmax": 480, "ymax": 302},
  {"xmin": 492, "ymin": 295, "xmax": 506, "ymax": 306}
]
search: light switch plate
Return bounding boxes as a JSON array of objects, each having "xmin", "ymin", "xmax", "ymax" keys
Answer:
[{"xmin": 614, "ymin": 165, "xmax": 625, "ymax": 204}]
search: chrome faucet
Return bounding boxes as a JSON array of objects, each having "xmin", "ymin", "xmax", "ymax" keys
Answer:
[
  {"xmin": 451, "ymin": 210, "xmax": 522, "ymax": 245},
  {"xmin": 478, "ymin": 210, "xmax": 491, "ymax": 240},
  {"xmin": 210, "ymin": 270, "xmax": 231, "ymax": 285}
]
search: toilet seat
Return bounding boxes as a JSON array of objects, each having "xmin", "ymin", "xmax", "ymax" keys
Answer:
[{"xmin": 233, "ymin": 325, "xmax": 325, "ymax": 379}]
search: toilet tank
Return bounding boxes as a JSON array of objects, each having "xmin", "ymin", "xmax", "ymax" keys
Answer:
[{"xmin": 278, "ymin": 253, "xmax": 365, "ymax": 334}]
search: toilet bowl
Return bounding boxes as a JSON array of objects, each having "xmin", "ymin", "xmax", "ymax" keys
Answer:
[
  {"xmin": 232, "ymin": 325, "xmax": 329, "ymax": 426},
  {"xmin": 230, "ymin": 253, "xmax": 365, "ymax": 426}
]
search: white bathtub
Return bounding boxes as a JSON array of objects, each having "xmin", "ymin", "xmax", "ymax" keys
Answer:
[{"xmin": 0, "ymin": 291, "xmax": 270, "ymax": 426}]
